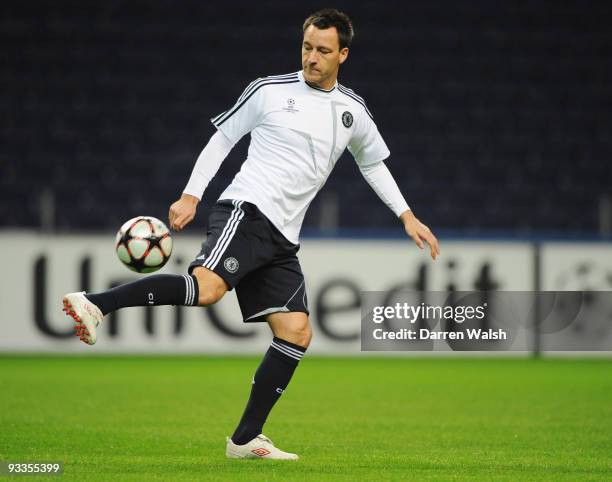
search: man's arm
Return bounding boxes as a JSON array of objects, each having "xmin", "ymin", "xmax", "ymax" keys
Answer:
[
  {"xmin": 169, "ymin": 77, "xmax": 266, "ymax": 231},
  {"xmin": 359, "ymin": 161, "xmax": 440, "ymax": 260},
  {"xmin": 168, "ymin": 130, "xmax": 234, "ymax": 231}
]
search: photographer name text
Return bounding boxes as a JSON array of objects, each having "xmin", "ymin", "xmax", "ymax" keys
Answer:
[
  {"xmin": 370, "ymin": 302, "xmax": 507, "ymax": 341},
  {"xmin": 372, "ymin": 327, "xmax": 507, "ymax": 340}
]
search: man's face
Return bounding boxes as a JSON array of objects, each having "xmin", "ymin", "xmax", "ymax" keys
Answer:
[{"xmin": 301, "ymin": 25, "xmax": 348, "ymax": 87}]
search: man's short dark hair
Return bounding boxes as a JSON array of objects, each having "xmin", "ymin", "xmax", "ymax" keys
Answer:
[{"xmin": 303, "ymin": 8, "xmax": 354, "ymax": 50}]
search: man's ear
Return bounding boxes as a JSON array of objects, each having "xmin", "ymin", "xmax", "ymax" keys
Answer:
[{"xmin": 339, "ymin": 47, "xmax": 349, "ymax": 64}]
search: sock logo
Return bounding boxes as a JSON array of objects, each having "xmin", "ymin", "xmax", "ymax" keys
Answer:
[
  {"xmin": 148, "ymin": 293, "xmax": 154, "ymax": 305},
  {"xmin": 275, "ymin": 387, "xmax": 284, "ymax": 394}
]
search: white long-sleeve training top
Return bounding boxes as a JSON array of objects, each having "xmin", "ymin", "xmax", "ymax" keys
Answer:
[{"xmin": 184, "ymin": 70, "xmax": 409, "ymax": 244}]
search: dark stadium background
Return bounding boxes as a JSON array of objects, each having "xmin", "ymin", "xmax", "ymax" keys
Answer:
[
  {"xmin": 2, "ymin": 0, "xmax": 611, "ymax": 237},
  {"xmin": 2, "ymin": 4, "xmax": 612, "ymax": 480}
]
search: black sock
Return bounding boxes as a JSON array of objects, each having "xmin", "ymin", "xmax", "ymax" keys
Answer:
[
  {"xmin": 85, "ymin": 274, "xmax": 199, "ymax": 315},
  {"xmin": 231, "ymin": 337, "xmax": 306, "ymax": 445}
]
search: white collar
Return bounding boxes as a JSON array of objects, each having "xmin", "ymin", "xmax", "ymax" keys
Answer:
[{"xmin": 298, "ymin": 70, "xmax": 337, "ymax": 93}]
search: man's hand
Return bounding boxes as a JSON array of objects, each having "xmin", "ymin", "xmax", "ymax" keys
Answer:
[
  {"xmin": 400, "ymin": 210, "xmax": 440, "ymax": 260},
  {"xmin": 168, "ymin": 193, "xmax": 200, "ymax": 231}
]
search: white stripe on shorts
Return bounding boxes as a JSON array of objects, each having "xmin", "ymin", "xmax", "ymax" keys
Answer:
[
  {"xmin": 202, "ymin": 200, "xmax": 242, "ymax": 270},
  {"xmin": 203, "ymin": 200, "xmax": 245, "ymax": 271}
]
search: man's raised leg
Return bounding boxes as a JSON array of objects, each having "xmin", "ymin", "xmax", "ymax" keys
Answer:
[{"xmin": 62, "ymin": 267, "xmax": 227, "ymax": 345}]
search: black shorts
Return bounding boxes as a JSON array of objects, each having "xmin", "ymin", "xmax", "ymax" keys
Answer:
[{"xmin": 188, "ymin": 199, "xmax": 309, "ymax": 323}]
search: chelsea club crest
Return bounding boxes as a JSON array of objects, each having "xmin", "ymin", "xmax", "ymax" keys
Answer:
[{"xmin": 342, "ymin": 111, "xmax": 353, "ymax": 128}]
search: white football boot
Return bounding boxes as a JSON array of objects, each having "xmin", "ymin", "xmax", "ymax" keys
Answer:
[
  {"xmin": 62, "ymin": 292, "xmax": 103, "ymax": 345},
  {"xmin": 226, "ymin": 434, "xmax": 299, "ymax": 460}
]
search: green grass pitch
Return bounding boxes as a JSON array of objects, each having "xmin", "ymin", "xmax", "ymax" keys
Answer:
[{"xmin": 1, "ymin": 356, "xmax": 611, "ymax": 481}]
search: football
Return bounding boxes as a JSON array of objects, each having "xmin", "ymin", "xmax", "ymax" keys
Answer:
[{"xmin": 115, "ymin": 216, "xmax": 173, "ymax": 273}]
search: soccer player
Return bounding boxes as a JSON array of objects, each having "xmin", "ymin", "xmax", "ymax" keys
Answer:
[{"xmin": 62, "ymin": 8, "xmax": 440, "ymax": 460}]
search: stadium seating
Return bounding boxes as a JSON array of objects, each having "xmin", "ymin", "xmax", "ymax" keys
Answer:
[{"xmin": 1, "ymin": 1, "xmax": 610, "ymax": 234}]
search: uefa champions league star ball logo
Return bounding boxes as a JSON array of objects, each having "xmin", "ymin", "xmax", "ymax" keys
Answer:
[
  {"xmin": 342, "ymin": 111, "xmax": 353, "ymax": 128},
  {"xmin": 224, "ymin": 257, "xmax": 239, "ymax": 273},
  {"xmin": 284, "ymin": 98, "xmax": 299, "ymax": 113}
]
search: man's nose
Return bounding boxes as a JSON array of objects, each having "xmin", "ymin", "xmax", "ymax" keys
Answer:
[{"xmin": 307, "ymin": 50, "xmax": 318, "ymax": 64}]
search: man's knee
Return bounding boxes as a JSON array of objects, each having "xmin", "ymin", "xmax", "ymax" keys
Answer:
[
  {"xmin": 293, "ymin": 321, "xmax": 313, "ymax": 348},
  {"xmin": 191, "ymin": 267, "xmax": 229, "ymax": 306},
  {"xmin": 268, "ymin": 312, "xmax": 313, "ymax": 348}
]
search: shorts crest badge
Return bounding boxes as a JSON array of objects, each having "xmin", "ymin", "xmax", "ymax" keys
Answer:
[{"xmin": 224, "ymin": 257, "xmax": 239, "ymax": 273}]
